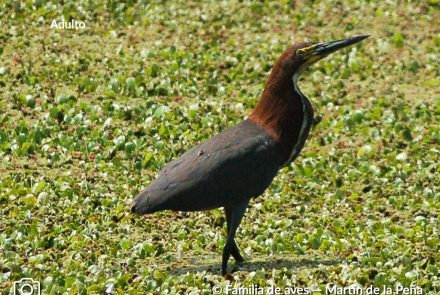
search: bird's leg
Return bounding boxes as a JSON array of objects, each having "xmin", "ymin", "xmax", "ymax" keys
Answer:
[
  {"xmin": 222, "ymin": 199, "xmax": 249, "ymax": 275},
  {"xmin": 225, "ymin": 206, "xmax": 244, "ymax": 263}
]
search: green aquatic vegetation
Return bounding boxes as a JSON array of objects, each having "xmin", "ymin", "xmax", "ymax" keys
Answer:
[{"xmin": 0, "ymin": 0, "xmax": 439, "ymax": 294}]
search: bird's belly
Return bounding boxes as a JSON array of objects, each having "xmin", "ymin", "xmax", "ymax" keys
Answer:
[{"xmin": 167, "ymin": 194, "xmax": 226, "ymax": 212}]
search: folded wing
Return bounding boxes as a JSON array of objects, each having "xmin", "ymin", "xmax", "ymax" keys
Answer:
[{"xmin": 132, "ymin": 120, "xmax": 282, "ymax": 214}]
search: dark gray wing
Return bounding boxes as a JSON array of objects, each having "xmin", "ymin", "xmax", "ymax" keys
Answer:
[{"xmin": 132, "ymin": 120, "xmax": 282, "ymax": 213}]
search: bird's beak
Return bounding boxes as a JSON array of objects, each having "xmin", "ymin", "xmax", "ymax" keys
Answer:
[
  {"xmin": 299, "ymin": 35, "xmax": 370, "ymax": 64},
  {"xmin": 314, "ymin": 35, "xmax": 370, "ymax": 57}
]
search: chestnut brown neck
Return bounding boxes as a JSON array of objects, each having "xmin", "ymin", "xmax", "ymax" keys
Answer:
[{"xmin": 249, "ymin": 63, "xmax": 314, "ymax": 165}]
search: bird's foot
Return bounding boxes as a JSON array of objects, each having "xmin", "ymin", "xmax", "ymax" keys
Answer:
[
  {"xmin": 221, "ymin": 260, "xmax": 245, "ymax": 278},
  {"xmin": 232, "ymin": 260, "xmax": 245, "ymax": 272},
  {"xmin": 224, "ymin": 273, "xmax": 234, "ymax": 280},
  {"xmin": 234, "ymin": 256, "xmax": 245, "ymax": 264}
]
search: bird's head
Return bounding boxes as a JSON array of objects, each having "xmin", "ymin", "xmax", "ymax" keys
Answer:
[
  {"xmin": 277, "ymin": 35, "xmax": 370, "ymax": 79},
  {"xmin": 252, "ymin": 35, "xmax": 370, "ymax": 140}
]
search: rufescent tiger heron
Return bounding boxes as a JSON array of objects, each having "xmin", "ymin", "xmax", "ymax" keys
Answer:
[{"xmin": 132, "ymin": 35, "xmax": 370, "ymax": 275}]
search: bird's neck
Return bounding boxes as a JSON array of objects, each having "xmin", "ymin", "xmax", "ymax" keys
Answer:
[
  {"xmin": 249, "ymin": 66, "xmax": 310, "ymax": 141},
  {"xmin": 249, "ymin": 66, "xmax": 314, "ymax": 165}
]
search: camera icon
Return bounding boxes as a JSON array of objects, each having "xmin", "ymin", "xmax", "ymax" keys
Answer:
[{"xmin": 13, "ymin": 278, "xmax": 40, "ymax": 295}]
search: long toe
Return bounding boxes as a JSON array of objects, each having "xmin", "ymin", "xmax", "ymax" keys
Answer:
[
  {"xmin": 235, "ymin": 258, "xmax": 245, "ymax": 265},
  {"xmin": 221, "ymin": 268, "xmax": 228, "ymax": 276},
  {"xmin": 224, "ymin": 273, "xmax": 234, "ymax": 280},
  {"xmin": 232, "ymin": 263, "xmax": 244, "ymax": 273}
]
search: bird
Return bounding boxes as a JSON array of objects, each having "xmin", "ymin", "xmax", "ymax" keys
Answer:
[{"xmin": 131, "ymin": 35, "xmax": 370, "ymax": 275}]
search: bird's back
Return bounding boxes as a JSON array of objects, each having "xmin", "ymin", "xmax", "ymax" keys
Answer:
[{"xmin": 132, "ymin": 120, "xmax": 283, "ymax": 214}]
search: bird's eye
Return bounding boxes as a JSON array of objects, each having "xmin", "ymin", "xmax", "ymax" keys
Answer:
[{"xmin": 296, "ymin": 49, "xmax": 306, "ymax": 56}]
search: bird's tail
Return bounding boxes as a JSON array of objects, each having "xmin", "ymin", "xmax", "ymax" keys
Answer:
[{"xmin": 131, "ymin": 190, "xmax": 157, "ymax": 214}]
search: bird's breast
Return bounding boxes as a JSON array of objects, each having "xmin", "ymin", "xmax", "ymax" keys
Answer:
[{"xmin": 281, "ymin": 94, "xmax": 314, "ymax": 166}]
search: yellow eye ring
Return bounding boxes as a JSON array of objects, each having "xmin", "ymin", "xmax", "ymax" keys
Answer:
[{"xmin": 296, "ymin": 49, "xmax": 306, "ymax": 56}]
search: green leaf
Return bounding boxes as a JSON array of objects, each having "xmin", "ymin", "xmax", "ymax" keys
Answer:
[{"xmin": 393, "ymin": 32, "xmax": 404, "ymax": 48}]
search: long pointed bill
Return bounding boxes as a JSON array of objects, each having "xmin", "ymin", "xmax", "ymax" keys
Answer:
[{"xmin": 314, "ymin": 35, "xmax": 370, "ymax": 57}]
